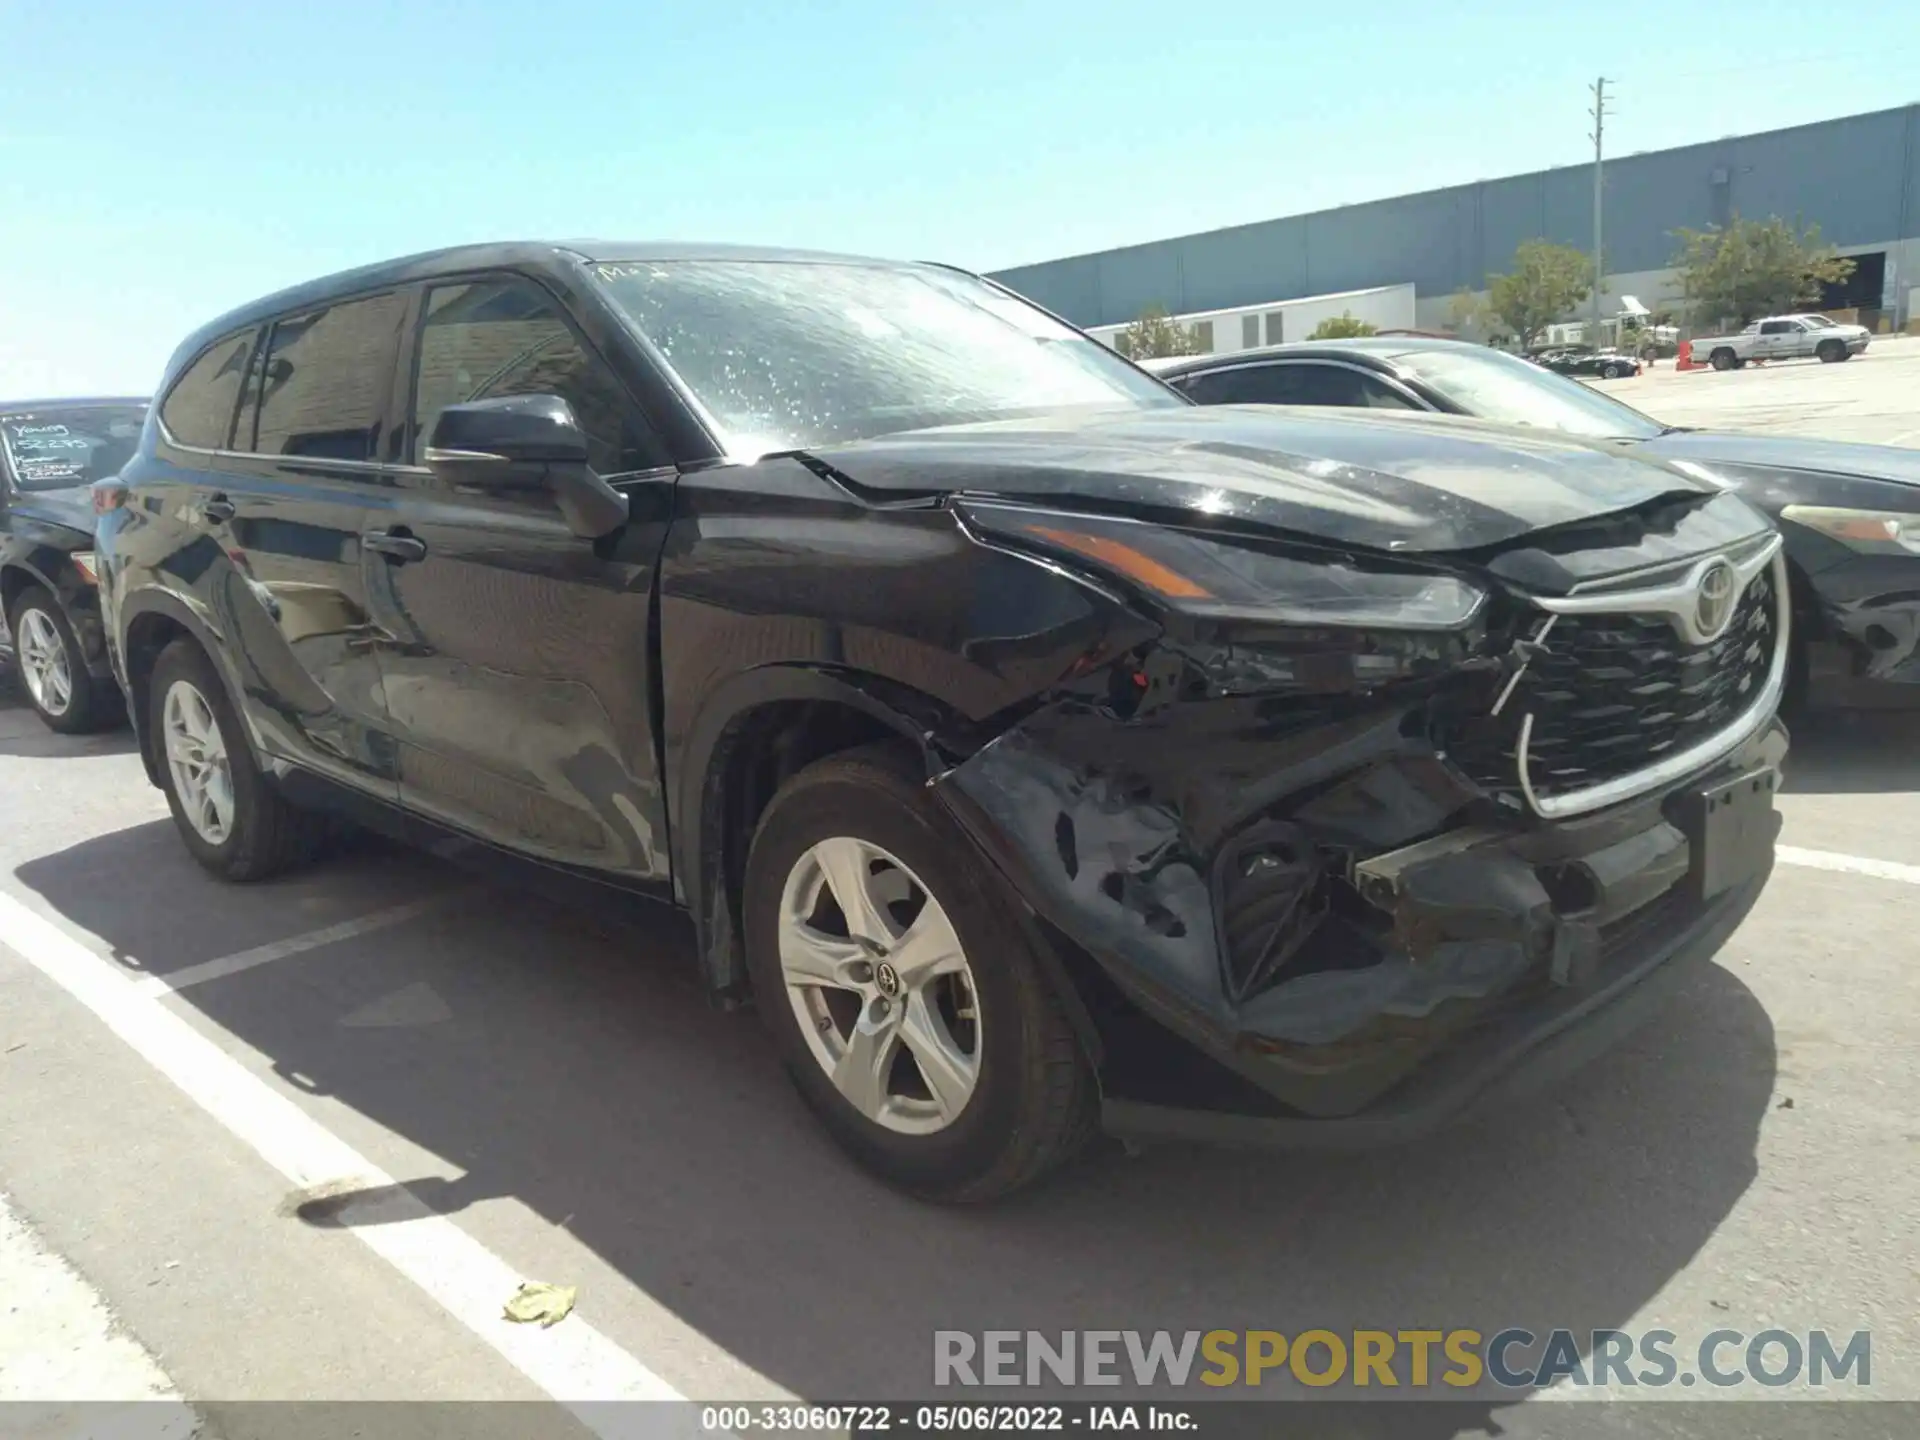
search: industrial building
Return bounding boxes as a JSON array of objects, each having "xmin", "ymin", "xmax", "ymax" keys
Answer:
[
  {"xmin": 1084, "ymin": 283, "xmax": 1416, "ymax": 353},
  {"xmin": 989, "ymin": 103, "xmax": 1920, "ymax": 348}
]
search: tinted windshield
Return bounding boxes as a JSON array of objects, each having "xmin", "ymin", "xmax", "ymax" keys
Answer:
[
  {"xmin": 1, "ymin": 404, "xmax": 148, "ymax": 491},
  {"xmin": 592, "ymin": 260, "xmax": 1180, "ymax": 453},
  {"xmin": 1800, "ymin": 314, "xmax": 1836, "ymax": 328},
  {"xmin": 1391, "ymin": 346, "xmax": 1664, "ymax": 440}
]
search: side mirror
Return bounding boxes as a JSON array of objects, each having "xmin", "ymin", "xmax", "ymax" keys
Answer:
[{"xmin": 424, "ymin": 396, "xmax": 629, "ymax": 539}]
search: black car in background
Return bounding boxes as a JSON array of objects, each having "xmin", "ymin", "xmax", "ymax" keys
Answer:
[
  {"xmin": 1531, "ymin": 347, "xmax": 1641, "ymax": 380},
  {"xmin": 1158, "ymin": 337, "xmax": 1920, "ymax": 712},
  {"xmin": 98, "ymin": 244, "xmax": 1783, "ymax": 1199},
  {"xmin": 1, "ymin": 396, "xmax": 148, "ymax": 731}
]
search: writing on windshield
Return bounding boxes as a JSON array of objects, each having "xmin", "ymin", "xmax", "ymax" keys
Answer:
[{"xmin": 1, "ymin": 405, "xmax": 147, "ymax": 491}]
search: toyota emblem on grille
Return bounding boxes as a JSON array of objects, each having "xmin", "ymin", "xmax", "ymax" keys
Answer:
[{"xmin": 1693, "ymin": 559, "xmax": 1737, "ymax": 640}]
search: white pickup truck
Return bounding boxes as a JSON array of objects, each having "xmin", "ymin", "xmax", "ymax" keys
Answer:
[{"xmin": 1691, "ymin": 313, "xmax": 1871, "ymax": 370}]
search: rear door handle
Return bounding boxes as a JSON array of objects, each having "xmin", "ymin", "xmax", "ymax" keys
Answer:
[
  {"xmin": 202, "ymin": 495, "xmax": 236, "ymax": 524},
  {"xmin": 364, "ymin": 530, "xmax": 428, "ymax": 564}
]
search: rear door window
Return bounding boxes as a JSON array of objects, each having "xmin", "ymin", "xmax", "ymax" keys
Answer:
[
  {"xmin": 1180, "ymin": 365, "xmax": 1303, "ymax": 405},
  {"xmin": 245, "ymin": 292, "xmax": 409, "ymax": 462},
  {"xmin": 160, "ymin": 332, "xmax": 257, "ymax": 450},
  {"xmin": 1182, "ymin": 363, "xmax": 1416, "ymax": 410}
]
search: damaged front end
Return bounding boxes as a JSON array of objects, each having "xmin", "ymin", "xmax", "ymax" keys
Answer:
[{"xmin": 932, "ymin": 493, "xmax": 1787, "ymax": 1143}]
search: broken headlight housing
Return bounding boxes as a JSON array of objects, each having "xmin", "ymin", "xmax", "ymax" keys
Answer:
[{"xmin": 961, "ymin": 503, "xmax": 1487, "ymax": 629}]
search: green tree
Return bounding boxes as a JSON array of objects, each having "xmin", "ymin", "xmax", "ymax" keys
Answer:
[
  {"xmin": 1671, "ymin": 215, "xmax": 1855, "ymax": 327},
  {"xmin": 1306, "ymin": 311, "xmax": 1377, "ymax": 340},
  {"xmin": 1446, "ymin": 287, "xmax": 1503, "ymax": 344},
  {"xmin": 1487, "ymin": 241, "xmax": 1592, "ymax": 350},
  {"xmin": 1116, "ymin": 305, "xmax": 1202, "ymax": 360}
]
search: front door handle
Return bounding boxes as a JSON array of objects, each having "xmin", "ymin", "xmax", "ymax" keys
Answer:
[
  {"xmin": 364, "ymin": 530, "xmax": 428, "ymax": 564},
  {"xmin": 202, "ymin": 495, "xmax": 236, "ymax": 524}
]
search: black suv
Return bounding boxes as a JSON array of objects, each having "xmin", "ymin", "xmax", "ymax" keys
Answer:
[
  {"xmin": 98, "ymin": 243, "xmax": 1785, "ymax": 1200},
  {"xmin": 2, "ymin": 396, "xmax": 148, "ymax": 731}
]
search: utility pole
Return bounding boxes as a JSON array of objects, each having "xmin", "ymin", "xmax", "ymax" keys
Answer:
[{"xmin": 1589, "ymin": 77, "xmax": 1611, "ymax": 344}]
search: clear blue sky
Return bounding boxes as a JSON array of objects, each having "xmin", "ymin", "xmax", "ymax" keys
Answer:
[{"xmin": 3, "ymin": 0, "xmax": 1915, "ymax": 396}]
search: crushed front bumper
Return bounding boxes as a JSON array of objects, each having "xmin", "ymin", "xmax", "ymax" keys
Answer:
[
  {"xmin": 1103, "ymin": 862, "xmax": 1768, "ymax": 1148},
  {"xmin": 935, "ymin": 690, "xmax": 1786, "ymax": 1147}
]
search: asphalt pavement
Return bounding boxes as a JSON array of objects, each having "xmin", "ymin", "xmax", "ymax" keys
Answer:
[{"xmin": 2, "ymin": 343, "xmax": 1917, "ymax": 1439}]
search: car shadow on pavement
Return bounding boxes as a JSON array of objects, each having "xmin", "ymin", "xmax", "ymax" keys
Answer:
[
  {"xmin": 0, "ymin": 665, "xmax": 139, "ymax": 758},
  {"xmin": 1781, "ymin": 711, "xmax": 1920, "ymax": 794},
  {"xmin": 14, "ymin": 819, "xmax": 1779, "ymax": 1436}
]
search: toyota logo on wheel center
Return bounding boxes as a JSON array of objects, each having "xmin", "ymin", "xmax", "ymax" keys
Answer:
[{"xmin": 875, "ymin": 961, "xmax": 902, "ymax": 996}]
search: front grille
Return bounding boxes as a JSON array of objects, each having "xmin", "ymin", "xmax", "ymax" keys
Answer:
[{"xmin": 1444, "ymin": 564, "xmax": 1777, "ymax": 804}]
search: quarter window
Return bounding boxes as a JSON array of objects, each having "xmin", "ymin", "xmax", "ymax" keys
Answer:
[
  {"xmin": 410, "ymin": 277, "xmax": 646, "ymax": 474},
  {"xmin": 160, "ymin": 332, "xmax": 256, "ymax": 450},
  {"xmin": 249, "ymin": 292, "xmax": 408, "ymax": 461}
]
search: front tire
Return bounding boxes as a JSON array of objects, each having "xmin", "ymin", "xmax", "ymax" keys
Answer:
[
  {"xmin": 743, "ymin": 745, "xmax": 1096, "ymax": 1202},
  {"xmin": 7, "ymin": 586, "xmax": 113, "ymax": 734},
  {"xmin": 1601, "ymin": 362, "xmax": 1625, "ymax": 379},
  {"xmin": 149, "ymin": 639, "xmax": 327, "ymax": 881},
  {"xmin": 1817, "ymin": 339, "xmax": 1846, "ymax": 363}
]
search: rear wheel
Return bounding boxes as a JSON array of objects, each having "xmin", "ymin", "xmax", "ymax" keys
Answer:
[
  {"xmin": 149, "ymin": 639, "xmax": 328, "ymax": 880},
  {"xmin": 1710, "ymin": 348, "xmax": 1736, "ymax": 371},
  {"xmin": 1817, "ymin": 339, "xmax": 1846, "ymax": 364},
  {"xmin": 7, "ymin": 586, "xmax": 113, "ymax": 734},
  {"xmin": 743, "ymin": 745, "xmax": 1096, "ymax": 1202}
]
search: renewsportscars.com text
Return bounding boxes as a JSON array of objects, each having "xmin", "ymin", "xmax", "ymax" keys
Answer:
[{"xmin": 933, "ymin": 1328, "xmax": 1871, "ymax": 1391}]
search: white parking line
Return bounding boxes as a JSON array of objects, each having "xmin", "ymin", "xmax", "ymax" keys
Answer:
[
  {"xmin": 1777, "ymin": 845, "xmax": 1920, "ymax": 887},
  {"xmin": 132, "ymin": 896, "xmax": 454, "ymax": 997},
  {"xmin": 0, "ymin": 887, "xmax": 709, "ymax": 1436}
]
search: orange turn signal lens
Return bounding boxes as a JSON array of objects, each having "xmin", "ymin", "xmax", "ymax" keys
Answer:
[{"xmin": 1023, "ymin": 525, "xmax": 1213, "ymax": 600}]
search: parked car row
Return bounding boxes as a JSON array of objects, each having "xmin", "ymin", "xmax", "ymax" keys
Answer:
[
  {"xmin": 1528, "ymin": 346, "xmax": 1641, "ymax": 379},
  {"xmin": 10, "ymin": 240, "xmax": 1886, "ymax": 1202}
]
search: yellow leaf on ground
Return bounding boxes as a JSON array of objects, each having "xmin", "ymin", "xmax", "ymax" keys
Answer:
[{"xmin": 503, "ymin": 1281, "xmax": 577, "ymax": 1327}]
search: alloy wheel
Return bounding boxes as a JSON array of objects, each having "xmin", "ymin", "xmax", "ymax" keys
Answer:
[
  {"xmin": 778, "ymin": 836, "xmax": 982, "ymax": 1135},
  {"xmin": 16, "ymin": 609, "xmax": 73, "ymax": 717},
  {"xmin": 162, "ymin": 679, "xmax": 235, "ymax": 845}
]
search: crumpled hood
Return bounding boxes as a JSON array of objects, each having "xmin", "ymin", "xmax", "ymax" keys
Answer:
[
  {"xmin": 5, "ymin": 484, "xmax": 94, "ymax": 542},
  {"xmin": 803, "ymin": 405, "xmax": 1714, "ymax": 553},
  {"xmin": 1639, "ymin": 429, "xmax": 1920, "ymax": 489}
]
